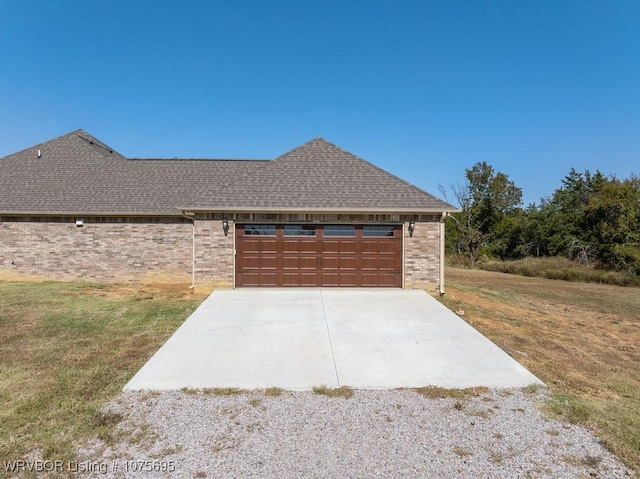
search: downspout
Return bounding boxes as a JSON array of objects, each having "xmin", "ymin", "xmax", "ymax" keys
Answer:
[
  {"xmin": 181, "ymin": 211, "xmax": 196, "ymax": 291},
  {"xmin": 439, "ymin": 212, "xmax": 447, "ymax": 296}
]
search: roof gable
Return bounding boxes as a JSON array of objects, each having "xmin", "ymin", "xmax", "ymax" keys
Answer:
[
  {"xmin": 0, "ymin": 130, "xmax": 265, "ymax": 215},
  {"xmin": 202, "ymin": 137, "xmax": 455, "ymax": 211}
]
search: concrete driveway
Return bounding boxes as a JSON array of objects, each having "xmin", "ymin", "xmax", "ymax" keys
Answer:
[{"xmin": 124, "ymin": 289, "xmax": 542, "ymax": 391}]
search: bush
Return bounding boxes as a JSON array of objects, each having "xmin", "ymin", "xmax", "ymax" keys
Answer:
[{"xmin": 471, "ymin": 257, "xmax": 639, "ymax": 287}]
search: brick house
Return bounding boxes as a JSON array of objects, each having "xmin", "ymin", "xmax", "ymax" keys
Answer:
[{"xmin": 0, "ymin": 130, "xmax": 457, "ymax": 293}]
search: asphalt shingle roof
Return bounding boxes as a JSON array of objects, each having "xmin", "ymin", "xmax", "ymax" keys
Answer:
[{"xmin": 0, "ymin": 130, "xmax": 456, "ymax": 215}]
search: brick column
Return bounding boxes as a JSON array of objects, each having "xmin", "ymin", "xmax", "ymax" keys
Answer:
[
  {"xmin": 193, "ymin": 218, "xmax": 234, "ymax": 291},
  {"xmin": 403, "ymin": 220, "xmax": 441, "ymax": 293}
]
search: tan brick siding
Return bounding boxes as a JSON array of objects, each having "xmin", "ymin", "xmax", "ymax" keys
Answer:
[
  {"xmin": 0, "ymin": 219, "xmax": 192, "ymax": 282},
  {"xmin": 404, "ymin": 221, "xmax": 441, "ymax": 292},
  {"xmin": 1, "ymin": 217, "xmax": 444, "ymax": 291},
  {"xmin": 193, "ymin": 218, "xmax": 234, "ymax": 288}
]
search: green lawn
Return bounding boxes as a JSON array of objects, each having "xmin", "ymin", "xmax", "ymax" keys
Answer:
[{"xmin": 0, "ymin": 282, "xmax": 203, "ymax": 467}]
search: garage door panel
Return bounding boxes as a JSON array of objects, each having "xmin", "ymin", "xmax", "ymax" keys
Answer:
[
  {"xmin": 361, "ymin": 257, "xmax": 378, "ymax": 270},
  {"xmin": 241, "ymin": 256, "xmax": 261, "ymax": 270},
  {"xmin": 257, "ymin": 272, "xmax": 278, "ymax": 286},
  {"xmin": 379, "ymin": 241, "xmax": 401, "ymax": 254},
  {"xmin": 283, "ymin": 272, "xmax": 317, "ymax": 286},
  {"xmin": 299, "ymin": 272, "xmax": 318, "ymax": 286},
  {"xmin": 258, "ymin": 240, "xmax": 278, "ymax": 253},
  {"xmin": 259, "ymin": 256, "xmax": 277, "ymax": 269},
  {"xmin": 323, "ymin": 256, "xmax": 356, "ymax": 270},
  {"xmin": 320, "ymin": 273, "xmax": 339, "ymax": 286},
  {"xmin": 322, "ymin": 241, "xmax": 339, "ymax": 253},
  {"xmin": 323, "ymin": 240, "xmax": 356, "ymax": 254},
  {"xmin": 281, "ymin": 273, "xmax": 297, "ymax": 286},
  {"xmin": 241, "ymin": 239, "xmax": 263, "ymax": 254},
  {"xmin": 362, "ymin": 240, "xmax": 401, "ymax": 255},
  {"xmin": 378, "ymin": 273, "xmax": 401, "ymax": 287},
  {"xmin": 240, "ymin": 272, "xmax": 278, "ymax": 286},
  {"xmin": 300, "ymin": 241, "xmax": 318, "ymax": 253},
  {"xmin": 360, "ymin": 273, "xmax": 378, "ymax": 286},
  {"xmin": 338, "ymin": 241, "xmax": 356, "ymax": 253},
  {"xmin": 282, "ymin": 271, "xmax": 318, "ymax": 286},
  {"xmin": 338, "ymin": 272, "xmax": 356, "ymax": 286},
  {"xmin": 283, "ymin": 256, "xmax": 317, "ymax": 270},
  {"xmin": 322, "ymin": 257, "xmax": 338, "ymax": 270},
  {"xmin": 237, "ymin": 272, "xmax": 257, "ymax": 285},
  {"xmin": 242, "ymin": 256, "xmax": 279, "ymax": 271},
  {"xmin": 361, "ymin": 241, "xmax": 380, "ymax": 253},
  {"xmin": 378, "ymin": 257, "xmax": 400, "ymax": 270},
  {"xmin": 337, "ymin": 256, "xmax": 356, "ymax": 269},
  {"xmin": 284, "ymin": 240, "xmax": 317, "ymax": 253},
  {"xmin": 284, "ymin": 240, "xmax": 316, "ymax": 252},
  {"xmin": 360, "ymin": 272, "xmax": 401, "ymax": 287}
]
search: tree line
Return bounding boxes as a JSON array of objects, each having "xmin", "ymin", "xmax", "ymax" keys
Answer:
[{"xmin": 443, "ymin": 162, "xmax": 640, "ymax": 278}]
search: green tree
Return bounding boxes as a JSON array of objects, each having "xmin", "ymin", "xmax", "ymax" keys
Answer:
[
  {"xmin": 585, "ymin": 176, "xmax": 640, "ymax": 273},
  {"xmin": 447, "ymin": 162, "xmax": 523, "ymax": 261},
  {"xmin": 537, "ymin": 169, "xmax": 607, "ymax": 263}
]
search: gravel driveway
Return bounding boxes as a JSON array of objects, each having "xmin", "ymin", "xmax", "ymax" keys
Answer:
[{"xmin": 76, "ymin": 387, "xmax": 632, "ymax": 479}]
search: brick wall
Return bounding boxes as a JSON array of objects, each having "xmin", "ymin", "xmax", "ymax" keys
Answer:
[
  {"xmin": 1, "ymin": 216, "xmax": 444, "ymax": 291},
  {"xmin": 0, "ymin": 218, "xmax": 192, "ymax": 282},
  {"xmin": 404, "ymin": 220, "xmax": 441, "ymax": 292},
  {"xmin": 193, "ymin": 217, "xmax": 234, "ymax": 288}
]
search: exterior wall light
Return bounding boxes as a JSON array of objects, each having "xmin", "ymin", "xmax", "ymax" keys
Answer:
[
  {"xmin": 222, "ymin": 219, "xmax": 229, "ymax": 236},
  {"xmin": 75, "ymin": 219, "xmax": 84, "ymax": 227},
  {"xmin": 408, "ymin": 220, "xmax": 415, "ymax": 237}
]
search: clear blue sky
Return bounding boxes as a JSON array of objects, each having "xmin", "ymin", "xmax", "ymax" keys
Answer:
[{"xmin": 1, "ymin": 0, "xmax": 638, "ymax": 206}]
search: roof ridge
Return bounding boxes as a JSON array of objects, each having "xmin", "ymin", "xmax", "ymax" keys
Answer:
[
  {"xmin": 74, "ymin": 130, "xmax": 127, "ymax": 159},
  {"xmin": 0, "ymin": 129, "xmax": 127, "ymax": 162},
  {"xmin": 127, "ymin": 158, "xmax": 270, "ymax": 162},
  {"xmin": 271, "ymin": 137, "xmax": 328, "ymax": 162}
]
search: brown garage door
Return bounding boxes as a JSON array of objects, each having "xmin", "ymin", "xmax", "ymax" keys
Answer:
[{"xmin": 235, "ymin": 224, "xmax": 402, "ymax": 287}]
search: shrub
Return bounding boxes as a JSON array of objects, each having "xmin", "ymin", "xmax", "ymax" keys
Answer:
[{"xmin": 473, "ymin": 257, "xmax": 638, "ymax": 287}]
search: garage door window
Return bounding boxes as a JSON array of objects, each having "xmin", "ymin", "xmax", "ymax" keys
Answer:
[
  {"xmin": 284, "ymin": 224, "xmax": 316, "ymax": 236},
  {"xmin": 244, "ymin": 224, "xmax": 276, "ymax": 236},
  {"xmin": 324, "ymin": 225, "xmax": 356, "ymax": 236},
  {"xmin": 363, "ymin": 225, "xmax": 395, "ymax": 237}
]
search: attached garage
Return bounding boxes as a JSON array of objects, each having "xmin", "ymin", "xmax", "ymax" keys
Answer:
[
  {"xmin": 1, "ymin": 130, "xmax": 458, "ymax": 293},
  {"xmin": 235, "ymin": 224, "xmax": 402, "ymax": 287}
]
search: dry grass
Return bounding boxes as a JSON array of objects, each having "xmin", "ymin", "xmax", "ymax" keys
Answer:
[
  {"xmin": 181, "ymin": 387, "xmax": 246, "ymax": 396},
  {"xmin": 440, "ymin": 267, "xmax": 640, "ymax": 474},
  {"xmin": 0, "ymin": 281, "xmax": 203, "ymax": 470},
  {"xmin": 475, "ymin": 257, "xmax": 639, "ymax": 287},
  {"xmin": 264, "ymin": 387, "xmax": 284, "ymax": 397},
  {"xmin": 415, "ymin": 386, "xmax": 489, "ymax": 400},
  {"xmin": 312, "ymin": 385, "xmax": 354, "ymax": 399},
  {"xmin": 453, "ymin": 446, "xmax": 473, "ymax": 457}
]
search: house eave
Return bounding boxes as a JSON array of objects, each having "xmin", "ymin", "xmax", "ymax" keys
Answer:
[
  {"xmin": 177, "ymin": 206, "xmax": 462, "ymax": 215},
  {"xmin": 0, "ymin": 206, "xmax": 462, "ymax": 217},
  {"xmin": 0, "ymin": 211, "xmax": 183, "ymax": 217}
]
